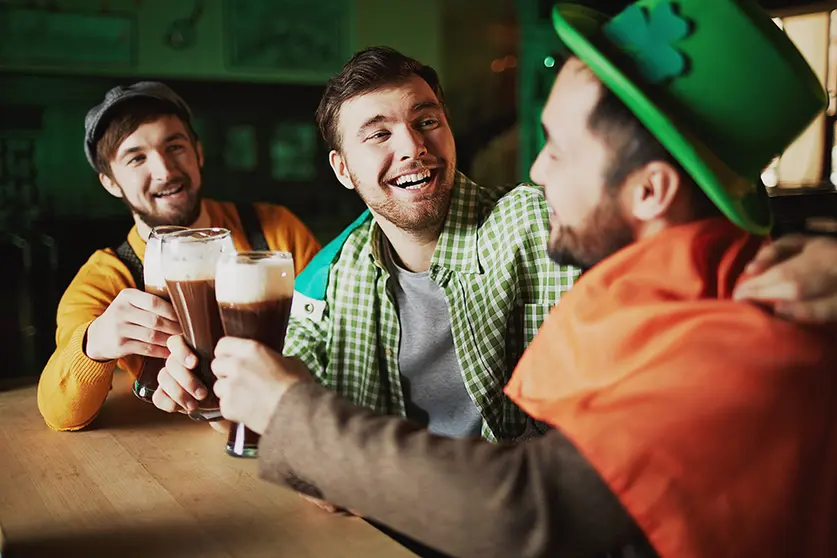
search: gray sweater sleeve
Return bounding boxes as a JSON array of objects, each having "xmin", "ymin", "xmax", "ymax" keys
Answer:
[{"xmin": 258, "ymin": 381, "xmax": 655, "ymax": 558}]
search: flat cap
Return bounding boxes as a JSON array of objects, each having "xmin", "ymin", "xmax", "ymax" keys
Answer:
[{"xmin": 83, "ymin": 81, "xmax": 193, "ymax": 170}]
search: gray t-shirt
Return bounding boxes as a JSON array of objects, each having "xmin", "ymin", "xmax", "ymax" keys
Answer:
[{"xmin": 384, "ymin": 243, "xmax": 483, "ymax": 438}]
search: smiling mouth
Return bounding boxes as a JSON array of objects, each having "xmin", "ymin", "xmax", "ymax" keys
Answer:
[
  {"xmin": 388, "ymin": 169, "xmax": 436, "ymax": 190},
  {"xmin": 152, "ymin": 184, "xmax": 185, "ymax": 199}
]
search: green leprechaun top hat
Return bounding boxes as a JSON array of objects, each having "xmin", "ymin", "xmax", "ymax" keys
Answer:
[{"xmin": 552, "ymin": 0, "xmax": 827, "ymax": 234}]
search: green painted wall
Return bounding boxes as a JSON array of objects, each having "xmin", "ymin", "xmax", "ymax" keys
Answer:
[
  {"xmin": 0, "ymin": 0, "xmax": 443, "ymax": 223},
  {"xmin": 1, "ymin": 75, "xmax": 116, "ymax": 219},
  {"xmin": 516, "ymin": 0, "xmax": 563, "ymax": 182},
  {"xmin": 355, "ymin": 0, "xmax": 443, "ymax": 81},
  {"xmin": 0, "ymin": 0, "xmax": 443, "ymax": 83}
]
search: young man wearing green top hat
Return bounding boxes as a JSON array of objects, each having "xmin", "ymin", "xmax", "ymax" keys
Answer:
[{"xmin": 174, "ymin": 0, "xmax": 837, "ymax": 556}]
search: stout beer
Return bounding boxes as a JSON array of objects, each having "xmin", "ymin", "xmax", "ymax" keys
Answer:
[
  {"xmin": 215, "ymin": 251, "xmax": 295, "ymax": 457},
  {"xmin": 161, "ymin": 228, "xmax": 235, "ymax": 421},
  {"xmin": 133, "ymin": 225, "xmax": 187, "ymax": 403}
]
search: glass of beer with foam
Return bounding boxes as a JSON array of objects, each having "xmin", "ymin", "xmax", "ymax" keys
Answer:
[
  {"xmin": 161, "ymin": 228, "xmax": 235, "ymax": 421},
  {"xmin": 215, "ymin": 251, "xmax": 295, "ymax": 457},
  {"xmin": 133, "ymin": 225, "xmax": 188, "ymax": 403}
]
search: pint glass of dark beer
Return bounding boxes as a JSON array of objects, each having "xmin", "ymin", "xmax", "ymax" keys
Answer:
[
  {"xmin": 133, "ymin": 225, "xmax": 188, "ymax": 403},
  {"xmin": 214, "ymin": 251, "xmax": 294, "ymax": 457},
  {"xmin": 161, "ymin": 228, "xmax": 235, "ymax": 421}
]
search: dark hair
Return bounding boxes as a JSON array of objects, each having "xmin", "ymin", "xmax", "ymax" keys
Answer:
[
  {"xmin": 94, "ymin": 97, "xmax": 198, "ymax": 177},
  {"xmin": 315, "ymin": 46, "xmax": 447, "ymax": 151},
  {"xmin": 587, "ymin": 85, "xmax": 722, "ymax": 220}
]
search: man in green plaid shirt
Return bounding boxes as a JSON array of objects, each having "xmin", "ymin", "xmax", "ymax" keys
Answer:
[
  {"xmin": 154, "ymin": 46, "xmax": 578, "ymax": 444},
  {"xmin": 283, "ymin": 46, "xmax": 579, "ymax": 443}
]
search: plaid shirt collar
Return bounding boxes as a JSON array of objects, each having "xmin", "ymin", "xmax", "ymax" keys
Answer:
[{"xmin": 367, "ymin": 171, "xmax": 481, "ymax": 274}]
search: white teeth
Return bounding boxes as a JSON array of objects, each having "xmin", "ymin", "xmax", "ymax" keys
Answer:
[
  {"xmin": 394, "ymin": 169, "xmax": 431, "ymax": 186},
  {"xmin": 156, "ymin": 186, "xmax": 183, "ymax": 197}
]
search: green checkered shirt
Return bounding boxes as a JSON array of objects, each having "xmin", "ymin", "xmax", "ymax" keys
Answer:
[{"xmin": 285, "ymin": 173, "xmax": 580, "ymax": 441}]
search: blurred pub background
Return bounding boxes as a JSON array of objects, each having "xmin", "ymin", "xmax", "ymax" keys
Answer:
[{"xmin": 1, "ymin": 0, "xmax": 835, "ymax": 384}]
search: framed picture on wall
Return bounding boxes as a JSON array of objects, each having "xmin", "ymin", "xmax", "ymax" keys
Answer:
[
  {"xmin": 224, "ymin": 0, "xmax": 350, "ymax": 77},
  {"xmin": 0, "ymin": 7, "xmax": 136, "ymax": 69}
]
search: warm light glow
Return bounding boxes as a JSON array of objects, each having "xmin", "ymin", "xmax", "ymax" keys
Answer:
[
  {"xmin": 491, "ymin": 55, "xmax": 518, "ymax": 73},
  {"xmin": 765, "ymin": 11, "xmax": 832, "ymax": 188},
  {"xmin": 761, "ymin": 156, "xmax": 780, "ymax": 187}
]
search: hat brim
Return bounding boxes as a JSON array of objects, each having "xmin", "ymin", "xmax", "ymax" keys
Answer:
[
  {"xmin": 84, "ymin": 90, "xmax": 192, "ymax": 169},
  {"xmin": 552, "ymin": 4, "xmax": 772, "ymax": 235}
]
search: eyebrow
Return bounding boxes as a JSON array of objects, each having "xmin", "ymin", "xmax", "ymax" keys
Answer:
[
  {"xmin": 412, "ymin": 100, "xmax": 442, "ymax": 113},
  {"xmin": 118, "ymin": 132, "xmax": 189, "ymax": 160},
  {"xmin": 357, "ymin": 101, "xmax": 443, "ymax": 138}
]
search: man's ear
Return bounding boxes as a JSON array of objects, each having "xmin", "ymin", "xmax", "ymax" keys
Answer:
[
  {"xmin": 624, "ymin": 161, "xmax": 682, "ymax": 222},
  {"xmin": 99, "ymin": 172, "xmax": 123, "ymax": 198},
  {"xmin": 195, "ymin": 140, "xmax": 204, "ymax": 168},
  {"xmin": 328, "ymin": 150, "xmax": 355, "ymax": 191}
]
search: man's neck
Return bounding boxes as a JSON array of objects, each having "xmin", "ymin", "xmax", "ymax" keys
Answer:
[
  {"xmin": 373, "ymin": 214, "xmax": 441, "ymax": 273},
  {"xmin": 134, "ymin": 202, "xmax": 209, "ymax": 242}
]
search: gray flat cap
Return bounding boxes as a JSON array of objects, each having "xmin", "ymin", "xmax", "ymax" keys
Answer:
[{"xmin": 83, "ymin": 81, "xmax": 193, "ymax": 170}]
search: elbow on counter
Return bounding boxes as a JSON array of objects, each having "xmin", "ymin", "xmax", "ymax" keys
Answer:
[{"xmin": 36, "ymin": 385, "xmax": 99, "ymax": 432}]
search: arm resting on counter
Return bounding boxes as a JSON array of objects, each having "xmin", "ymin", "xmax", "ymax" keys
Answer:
[
  {"xmin": 258, "ymin": 382, "xmax": 652, "ymax": 558},
  {"xmin": 37, "ymin": 251, "xmax": 136, "ymax": 430}
]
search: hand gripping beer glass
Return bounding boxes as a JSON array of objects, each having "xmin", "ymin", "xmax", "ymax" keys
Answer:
[
  {"xmin": 133, "ymin": 225, "xmax": 188, "ymax": 403},
  {"xmin": 215, "ymin": 251, "xmax": 295, "ymax": 457},
  {"xmin": 161, "ymin": 228, "xmax": 235, "ymax": 421}
]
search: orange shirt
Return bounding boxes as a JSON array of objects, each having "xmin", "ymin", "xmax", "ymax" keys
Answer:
[
  {"xmin": 505, "ymin": 218, "xmax": 837, "ymax": 558},
  {"xmin": 37, "ymin": 199, "xmax": 321, "ymax": 431}
]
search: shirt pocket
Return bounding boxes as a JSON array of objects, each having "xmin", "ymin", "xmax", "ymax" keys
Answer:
[{"xmin": 522, "ymin": 303, "xmax": 552, "ymax": 350}]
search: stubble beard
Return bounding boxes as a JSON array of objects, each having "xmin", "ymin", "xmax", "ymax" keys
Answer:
[
  {"xmin": 119, "ymin": 176, "xmax": 202, "ymax": 229},
  {"xmin": 349, "ymin": 164, "xmax": 455, "ymax": 238},
  {"xmin": 547, "ymin": 190, "xmax": 634, "ymax": 271}
]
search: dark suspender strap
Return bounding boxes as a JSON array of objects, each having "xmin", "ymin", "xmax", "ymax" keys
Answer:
[
  {"xmin": 236, "ymin": 202, "xmax": 269, "ymax": 251},
  {"xmin": 115, "ymin": 203, "xmax": 266, "ymax": 290},
  {"xmin": 115, "ymin": 240, "xmax": 144, "ymax": 291}
]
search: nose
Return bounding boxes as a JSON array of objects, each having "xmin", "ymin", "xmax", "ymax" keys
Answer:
[
  {"xmin": 147, "ymin": 150, "xmax": 178, "ymax": 182},
  {"xmin": 529, "ymin": 148, "xmax": 547, "ymax": 186},
  {"xmin": 394, "ymin": 126, "xmax": 427, "ymax": 161}
]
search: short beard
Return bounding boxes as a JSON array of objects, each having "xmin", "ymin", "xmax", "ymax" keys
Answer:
[
  {"xmin": 349, "ymin": 165, "xmax": 455, "ymax": 238},
  {"xmin": 119, "ymin": 178, "xmax": 202, "ymax": 229},
  {"xmin": 547, "ymin": 188, "xmax": 633, "ymax": 270}
]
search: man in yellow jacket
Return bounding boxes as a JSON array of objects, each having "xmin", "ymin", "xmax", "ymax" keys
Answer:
[{"xmin": 37, "ymin": 81, "xmax": 321, "ymax": 431}]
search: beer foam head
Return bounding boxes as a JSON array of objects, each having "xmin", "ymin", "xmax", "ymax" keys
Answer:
[
  {"xmin": 144, "ymin": 246, "xmax": 166, "ymax": 289},
  {"xmin": 215, "ymin": 252, "xmax": 295, "ymax": 304},
  {"xmin": 145, "ymin": 226, "xmax": 188, "ymax": 289},
  {"xmin": 161, "ymin": 228, "xmax": 234, "ymax": 282}
]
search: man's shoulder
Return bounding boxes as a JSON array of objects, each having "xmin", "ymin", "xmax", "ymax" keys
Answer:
[
  {"xmin": 90, "ymin": 246, "xmax": 135, "ymax": 277},
  {"xmin": 486, "ymin": 182, "xmax": 546, "ymax": 211},
  {"xmin": 293, "ymin": 211, "xmax": 373, "ymax": 302},
  {"xmin": 210, "ymin": 199, "xmax": 311, "ymax": 233},
  {"xmin": 475, "ymin": 182, "xmax": 547, "ymax": 225},
  {"xmin": 61, "ymin": 247, "xmax": 136, "ymax": 304},
  {"xmin": 478, "ymin": 180, "xmax": 543, "ymax": 200},
  {"xmin": 251, "ymin": 200, "xmax": 291, "ymax": 217},
  {"xmin": 473, "ymin": 182, "xmax": 549, "ymax": 247},
  {"xmin": 575, "ymin": 289, "xmax": 835, "ymax": 369}
]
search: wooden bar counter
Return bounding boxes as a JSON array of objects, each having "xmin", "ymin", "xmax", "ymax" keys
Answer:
[{"xmin": 0, "ymin": 372, "xmax": 415, "ymax": 557}]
